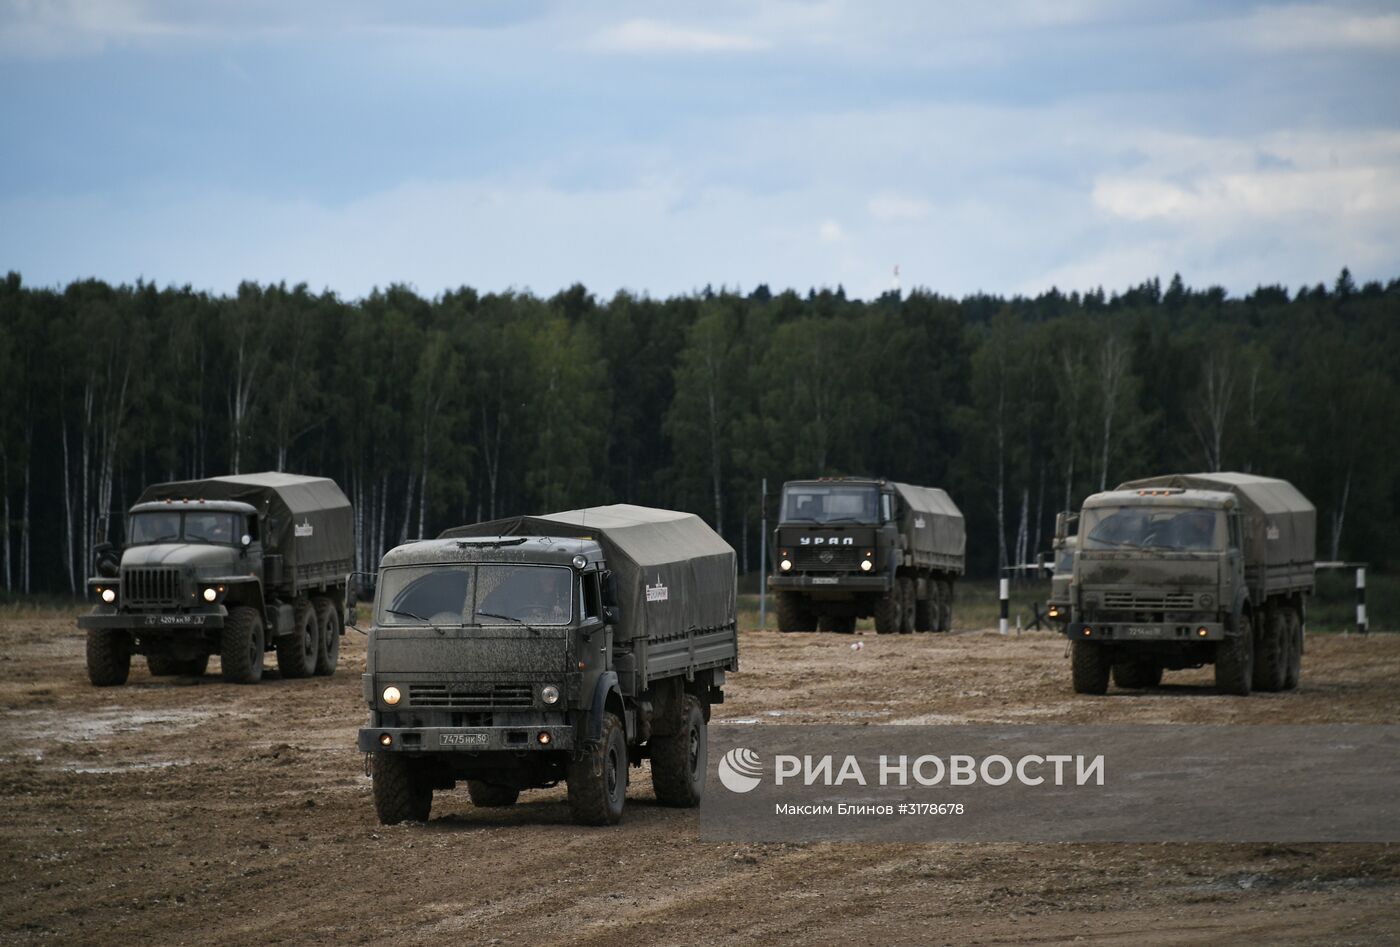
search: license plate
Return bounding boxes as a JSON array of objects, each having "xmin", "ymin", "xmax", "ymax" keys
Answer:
[
  {"xmin": 1124, "ymin": 625, "xmax": 1159, "ymax": 638},
  {"xmin": 439, "ymin": 732, "xmax": 488, "ymax": 747},
  {"xmin": 810, "ymin": 577, "xmax": 839, "ymax": 585},
  {"xmin": 144, "ymin": 614, "xmax": 206, "ymax": 626}
]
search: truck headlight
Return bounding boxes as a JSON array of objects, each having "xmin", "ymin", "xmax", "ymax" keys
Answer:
[
  {"xmin": 780, "ymin": 559, "xmax": 793, "ymax": 572},
  {"xmin": 541, "ymin": 685, "xmax": 560, "ymax": 704},
  {"xmin": 859, "ymin": 559, "xmax": 873, "ymax": 572},
  {"xmin": 382, "ymin": 685, "xmax": 402, "ymax": 706},
  {"xmin": 100, "ymin": 587, "xmax": 117, "ymax": 604},
  {"xmin": 202, "ymin": 587, "xmax": 218, "ymax": 602}
]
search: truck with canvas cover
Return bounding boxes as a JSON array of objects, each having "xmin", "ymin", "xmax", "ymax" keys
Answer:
[
  {"xmin": 358, "ymin": 504, "xmax": 737, "ymax": 826},
  {"xmin": 768, "ymin": 478, "xmax": 965, "ymax": 634},
  {"xmin": 1059, "ymin": 472, "xmax": 1315, "ymax": 696},
  {"xmin": 79, "ymin": 472, "xmax": 354, "ymax": 686}
]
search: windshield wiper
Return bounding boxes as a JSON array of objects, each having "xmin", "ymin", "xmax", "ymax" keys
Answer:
[
  {"xmin": 385, "ymin": 607, "xmax": 429, "ymax": 622},
  {"xmin": 475, "ymin": 610, "xmax": 524, "ymax": 625},
  {"xmin": 820, "ymin": 517, "xmax": 873, "ymax": 525}
]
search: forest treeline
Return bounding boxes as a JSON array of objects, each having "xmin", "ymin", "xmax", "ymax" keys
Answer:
[{"xmin": 1, "ymin": 268, "xmax": 1397, "ymax": 596}]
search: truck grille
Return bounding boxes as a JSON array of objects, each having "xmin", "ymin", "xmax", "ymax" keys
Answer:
[
  {"xmin": 408, "ymin": 683, "xmax": 534, "ymax": 710},
  {"xmin": 792, "ymin": 546, "xmax": 861, "ymax": 570},
  {"xmin": 123, "ymin": 567, "xmax": 183, "ymax": 608},
  {"xmin": 1101, "ymin": 591, "xmax": 1197, "ymax": 611}
]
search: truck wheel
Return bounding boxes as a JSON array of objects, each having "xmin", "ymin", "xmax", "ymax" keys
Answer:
[
  {"xmin": 898, "ymin": 578, "xmax": 915, "ymax": 634},
  {"xmin": 312, "ymin": 596, "xmax": 340, "ymax": 676},
  {"xmin": 1252, "ymin": 607, "xmax": 1288, "ymax": 693},
  {"xmin": 1214, "ymin": 617, "xmax": 1254, "ymax": 696},
  {"xmin": 939, "ymin": 581, "xmax": 955, "ymax": 632},
  {"xmin": 372, "ymin": 752, "xmax": 432, "ymax": 824},
  {"xmin": 914, "ymin": 593, "xmax": 933, "ymax": 632},
  {"xmin": 86, "ymin": 629, "xmax": 132, "ymax": 687},
  {"xmin": 873, "ymin": 593, "xmax": 901, "ymax": 634},
  {"xmin": 567, "ymin": 711, "xmax": 627, "ymax": 826},
  {"xmin": 776, "ymin": 592, "xmax": 816, "ymax": 633},
  {"xmin": 276, "ymin": 601, "xmax": 319, "ymax": 679},
  {"xmin": 1283, "ymin": 607, "xmax": 1303, "ymax": 690},
  {"xmin": 220, "ymin": 606, "xmax": 266, "ymax": 684},
  {"xmin": 467, "ymin": 780, "xmax": 520, "ymax": 808},
  {"xmin": 651, "ymin": 695, "xmax": 707, "ymax": 807},
  {"xmin": 1112, "ymin": 658, "xmax": 1163, "ymax": 689},
  {"xmin": 1070, "ymin": 640, "xmax": 1110, "ymax": 695}
]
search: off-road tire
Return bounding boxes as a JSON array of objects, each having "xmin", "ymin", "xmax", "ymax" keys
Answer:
[
  {"xmin": 873, "ymin": 592, "xmax": 901, "ymax": 634},
  {"xmin": 373, "ymin": 752, "xmax": 432, "ymax": 824},
  {"xmin": 86, "ymin": 628, "xmax": 131, "ymax": 687},
  {"xmin": 220, "ymin": 606, "xmax": 265, "ymax": 684},
  {"xmin": 467, "ymin": 780, "xmax": 520, "ymax": 808},
  {"xmin": 1252, "ymin": 607, "xmax": 1288, "ymax": 693},
  {"xmin": 776, "ymin": 592, "xmax": 816, "ymax": 633},
  {"xmin": 1071, "ymin": 640, "xmax": 1110, "ymax": 695},
  {"xmin": 567, "ymin": 711, "xmax": 627, "ymax": 826},
  {"xmin": 276, "ymin": 600, "xmax": 319, "ymax": 678},
  {"xmin": 1214, "ymin": 615, "xmax": 1254, "ymax": 696},
  {"xmin": 1283, "ymin": 607, "xmax": 1303, "ymax": 690},
  {"xmin": 1112, "ymin": 658, "xmax": 1163, "ymax": 689},
  {"xmin": 898, "ymin": 577, "xmax": 915, "ymax": 634},
  {"xmin": 312, "ymin": 596, "xmax": 340, "ymax": 676},
  {"xmin": 651, "ymin": 695, "xmax": 707, "ymax": 807},
  {"xmin": 914, "ymin": 590, "xmax": 933, "ymax": 632}
]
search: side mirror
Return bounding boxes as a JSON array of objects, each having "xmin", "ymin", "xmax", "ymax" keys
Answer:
[
  {"xmin": 1054, "ymin": 511, "xmax": 1078, "ymax": 543},
  {"xmin": 93, "ymin": 542, "xmax": 121, "ymax": 578},
  {"xmin": 602, "ymin": 605, "xmax": 620, "ymax": 626},
  {"xmin": 601, "ymin": 572, "xmax": 619, "ymax": 608}
]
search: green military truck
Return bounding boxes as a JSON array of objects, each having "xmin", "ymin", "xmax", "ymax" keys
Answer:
[
  {"xmin": 1044, "ymin": 533, "xmax": 1076, "ymax": 625},
  {"xmin": 80, "ymin": 472, "xmax": 354, "ymax": 686},
  {"xmin": 358, "ymin": 504, "xmax": 737, "ymax": 826},
  {"xmin": 1061, "ymin": 472, "xmax": 1315, "ymax": 696},
  {"xmin": 768, "ymin": 478, "xmax": 964, "ymax": 634}
]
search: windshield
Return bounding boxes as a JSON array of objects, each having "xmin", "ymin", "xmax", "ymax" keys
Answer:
[
  {"xmin": 782, "ymin": 484, "xmax": 879, "ymax": 524},
  {"xmin": 376, "ymin": 563, "xmax": 573, "ymax": 626},
  {"xmin": 1081, "ymin": 506, "xmax": 1224, "ymax": 552},
  {"xmin": 128, "ymin": 511, "xmax": 241, "ymax": 545}
]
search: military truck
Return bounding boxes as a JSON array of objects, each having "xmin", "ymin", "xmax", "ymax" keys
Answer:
[
  {"xmin": 1060, "ymin": 472, "xmax": 1315, "ymax": 696},
  {"xmin": 768, "ymin": 478, "xmax": 964, "ymax": 634},
  {"xmin": 357, "ymin": 504, "xmax": 737, "ymax": 826},
  {"xmin": 79, "ymin": 472, "xmax": 354, "ymax": 686}
]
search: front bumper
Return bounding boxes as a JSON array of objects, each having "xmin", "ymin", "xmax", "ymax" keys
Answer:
[
  {"xmin": 78, "ymin": 608, "xmax": 226, "ymax": 631},
  {"xmin": 767, "ymin": 574, "xmax": 891, "ymax": 592},
  {"xmin": 358, "ymin": 725, "xmax": 575, "ymax": 753},
  {"xmin": 1065, "ymin": 619, "xmax": 1225, "ymax": 642}
]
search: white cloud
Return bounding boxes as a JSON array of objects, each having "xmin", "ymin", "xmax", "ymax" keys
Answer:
[
  {"xmin": 1240, "ymin": 3, "xmax": 1400, "ymax": 51},
  {"xmin": 588, "ymin": 18, "xmax": 768, "ymax": 54},
  {"xmin": 818, "ymin": 219, "xmax": 844, "ymax": 242}
]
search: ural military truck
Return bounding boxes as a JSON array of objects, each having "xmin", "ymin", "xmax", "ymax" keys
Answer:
[
  {"xmin": 1060, "ymin": 472, "xmax": 1315, "ymax": 696},
  {"xmin": 357, "ymin": 504, "xmax": 737, "ymax": 826},
  {"xmin": 79, "ymin": 472, "xmax": 354, "ymax": 686},
  {"xmin": 768, "ymin": 478, "xmax": 964, "ymax": 634}
]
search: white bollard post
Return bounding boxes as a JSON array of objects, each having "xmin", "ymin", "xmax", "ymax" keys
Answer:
[
  {"xmin": 999, "ymin": 576, "xmax": 1010, "ymax": 636},
  {"xmin": 1357, "ymin": 566, "xmax": 1368, "ymax": 635}
]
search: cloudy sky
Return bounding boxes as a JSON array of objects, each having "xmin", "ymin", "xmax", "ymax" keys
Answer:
[{"xmin": 2, "ymin": 0, "xmax": 1398, "ymax": 300}]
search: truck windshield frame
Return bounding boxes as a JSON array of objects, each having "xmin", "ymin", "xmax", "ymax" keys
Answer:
[
  {"xmin": 376, "ymin": 563, "xmax": 575, "ymax": 627},
  {"xmin": 127, "ymin": 511, "xmax": 243, "ymax": 546},
  {"xmin": 781, "ymin": 484, "xmax": 880, "ymax": 525},
  {"xmin": 1081, "ymin": 505, "xmax": 1225, "ymax": 553}
]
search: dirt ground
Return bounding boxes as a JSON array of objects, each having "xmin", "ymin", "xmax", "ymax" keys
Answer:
[{"xmin": 2, "ymin": 611, "xmax": 1398, "ymax": 946}]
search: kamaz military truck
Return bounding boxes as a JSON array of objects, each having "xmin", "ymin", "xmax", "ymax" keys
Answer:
[
  {"xmin": 79, "ymin": 472, "xmax": 354, "ymax": 686},
  {"xmin": 768, "ymin": 478, "xmax": 965, "ymax": 634},
  {"xmin": 357, "ymin": 504, "xmax": 737, "ymax": 826},
  {"xmin": 1044, "ymin": 533, "xmax": 1076, "ymax": 625},
  {"xmin": 1060, "ymin": 472, "xmax": 1315, "ymax": 696}
]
